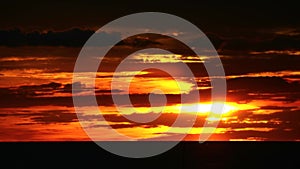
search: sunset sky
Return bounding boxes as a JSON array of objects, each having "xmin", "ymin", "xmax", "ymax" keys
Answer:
[{"xmin": 0, "ymin": 1, "xmax": 299, "ymax": 141}]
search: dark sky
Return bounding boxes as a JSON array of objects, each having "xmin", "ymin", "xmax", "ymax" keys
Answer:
[
  {"xmin": 1, "ymin": 1, "xmax": 300, "ymax": 52},
  {"xmin": 1, "ymin": 1, "xmax": 299, "ymax": 32}
]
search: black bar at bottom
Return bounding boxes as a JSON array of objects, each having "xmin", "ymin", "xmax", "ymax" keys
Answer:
[{"xmin": 1, "ymin": 141, "xmax": 299, "ymax": 169}]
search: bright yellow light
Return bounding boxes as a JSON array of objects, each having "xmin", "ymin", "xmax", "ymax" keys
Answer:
[{"xmin": 174, "ymin": 102, "xmax": 246, "ymax": 115}]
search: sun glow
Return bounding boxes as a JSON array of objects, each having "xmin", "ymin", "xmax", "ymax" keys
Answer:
[
  {"xmin": 116, "ymin": 102, "xmax": 257, "ymax": 117},
  {"xmin": 173, "ymin": 102, "xmax": 256, "ymax": 115}
]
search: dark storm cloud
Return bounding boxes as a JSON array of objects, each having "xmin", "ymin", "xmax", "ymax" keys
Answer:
[
  {"xmin": 221, "ymin": 54, "xmax": 300, "ymax": 75},
  {"xmin": 226, "ymin": 77, "xmax": 300, "ymax": 103},
  {"xmin": 225, "ymin": 128, "xmax": 300, "ymax": 141},
  {"xmin": 14, "ymin": 82, "xmax": 62, "ymax": 97},
  {"xmin": 0, "ymin": 29, "xmax": 121, "ymax": 47},
  {"xmin": 19, "ymin": 111, "xmax": 77, "ymax": 125},
  {"xmin": 95, "ymin": 89, "xmax": 124, "ymax": 94},
  {"xmin": 115, "ymin": 35, "xmax": 162, "ymax": 48},
  {"xmin": 2, "ymin": 28, "xmax": 300, "ymax": 52},
  {"xmin": 101, "ymin": 113, "xmax": 199, "ymax": 129},
  {"xmin": 227, "ymin": 77, "xmax": 300, "ymax": 93},
  {"xmin": 0, "ymin": 46, "xmax": 80, "ymax": 58},
  {"xmin": 0, "ymin": 82, "xmax": 74, "ymax": 107},
  {"xmin": 0, "ymin": 109, "xmax": 78, "ymax": 125},
  {"xmin": 0, "ymin": 94, "xmax": 73, "ymax": 108},
  {"xmin": 218, "ymin": 33, "xmax": 300, "ymax": 53},
  {"xmin": 29, "ymin": 110, "xmax": 77, "ymax": 124}
]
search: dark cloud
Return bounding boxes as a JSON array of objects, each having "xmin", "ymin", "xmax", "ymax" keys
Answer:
[
  {"xmin": 222, "ymin": 54, "xmax": 300, "ymax": 75},
  {"xmin": 13, "ymin": 82, "xmax": 63, "ymax": 97},
  {"xmin": 225, "ymin": 77, "xmax": 300, "ymax": 103},
  {"xmin": 228, "ymin": 77, "xmax": 300, "ymax": 93},
  {"xmin": 102, "ymin": 113, "xmax": 197, "ymax": 129},
  {"xmin": 0, "ymin": 95, "xmax": 74, "ymax": 108},
  {"xmin": 220, "ymin": 34, "xmax": 300, "ymax": 52},
  {"xmin": 0, "ymin": 46, "xmax": 80, "ymax": 58},
  {"xmin": 0, "ymin": 29, "xmax": 121, "ymax": 47},
  {"xmin": 60, "ymin": 82, "xmax": 87, "ymax": 94},
  {"xmin": 202, "ymin": 128, "xmax": 300, "ymax": 141},
  {"xmin": 95, "ymin": 89, "xmax": 123, "ymax": 94},
  {"xmin": 115, "ymin": 35, "xmax": 161, "ymax": 48},
  {"xmin": 0, "ymin": 109, "xmax": 77, "ymax": 124},
  {"xmin": 0, "ymin": 29, "xmax": 91, "ymax": 46},
  {"xmin": 0, "ymin": 82, "xmax": 74, "ymax": 107},
  {"xmin": 1, "ymin": 81, "xmax": 90, "ymax": 97},
  {"xmin": 30, "ymin": 110, "xmax": 77, "ymax": 124}
]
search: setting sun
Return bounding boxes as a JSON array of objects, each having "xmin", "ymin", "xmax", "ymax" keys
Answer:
[{"xmin": 171, "ymin": 102, "xmax": 257, "ymax": 115}]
